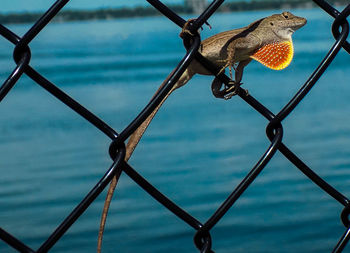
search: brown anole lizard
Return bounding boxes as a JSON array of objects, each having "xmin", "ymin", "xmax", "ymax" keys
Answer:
[{"xmin": 98, "ymin": 11, "xmax": 306, "ymax": 252}]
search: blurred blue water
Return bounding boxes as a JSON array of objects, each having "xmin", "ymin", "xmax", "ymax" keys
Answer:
[{"xmin": 0, "ymin": 7, "xmax": 350, "ymax": 253}]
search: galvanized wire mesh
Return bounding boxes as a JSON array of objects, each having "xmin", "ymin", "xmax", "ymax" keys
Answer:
[{"xmin": 0, "ymin": 0, "xmax": 349, "ymax": 252}]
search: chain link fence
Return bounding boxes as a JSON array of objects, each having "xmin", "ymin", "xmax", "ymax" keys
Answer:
[{"xmin": 0, "ymin": 0, "xmax": 350, "ymax": 252}]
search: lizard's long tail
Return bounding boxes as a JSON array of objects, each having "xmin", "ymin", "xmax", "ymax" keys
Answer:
[{"xmin": 97, "ymin": 68, "xmax": 194, "ymax": 253}]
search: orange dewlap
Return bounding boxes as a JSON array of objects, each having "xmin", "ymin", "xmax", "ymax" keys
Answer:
[{"xmin": 250, "ymin": 40, "xmax": 294, "ymax": 70}]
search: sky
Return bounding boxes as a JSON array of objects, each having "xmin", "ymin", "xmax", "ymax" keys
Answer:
[{"xmin": 0, "ymin": 0, "xmax": 185, "ymax": 13}]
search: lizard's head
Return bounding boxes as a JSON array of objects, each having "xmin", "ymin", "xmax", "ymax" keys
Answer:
[{"xmin": 263, "ymin": 11, "xmax": 307, "ymax": 40}]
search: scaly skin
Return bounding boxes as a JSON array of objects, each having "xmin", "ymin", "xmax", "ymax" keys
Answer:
[{"xmin": 97, "ymin": 12, "xmax": 306, "ymax": 252}]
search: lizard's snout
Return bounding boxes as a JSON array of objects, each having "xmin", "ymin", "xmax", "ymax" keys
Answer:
[{"xmin": 293, "ymin": 17, "xmax": 307, "ymax": 31}]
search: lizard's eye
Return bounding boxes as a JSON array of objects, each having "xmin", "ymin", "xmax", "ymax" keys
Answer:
[
  {"xmin": 270, "ymin": 22, "xmax": 274, "ymax": 26},
  {"xmin": 283, "ymin": 13, "xmax": 289, "ymax": 19}
]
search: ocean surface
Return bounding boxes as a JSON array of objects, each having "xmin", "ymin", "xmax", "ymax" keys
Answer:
[{"xmin": 0, "ymin": 7, "xmax": 350, "ymax": 253}]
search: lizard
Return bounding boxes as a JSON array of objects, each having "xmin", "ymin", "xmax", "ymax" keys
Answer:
[{"xmin": 97, "ymin": 11, "xmax": 306, "ymax": 252}]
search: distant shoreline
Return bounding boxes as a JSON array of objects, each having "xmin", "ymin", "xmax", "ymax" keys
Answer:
[{"xmin": 0, "ymin": 0, "xmax": 347, "ymax": 25}]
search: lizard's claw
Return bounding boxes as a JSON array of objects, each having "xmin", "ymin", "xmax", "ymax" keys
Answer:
[
  {"xmin": 223, "ymin": 81, "xmax": 242, "ymax": 100},
  {"xmin": 204, "ymin": 21, "xmax": 212, "ymax": 30},
  {"xmin": 211, "ymin": 78, "xmax": 247, "ymax": 99},
  {"xmin": 180, "ymin": 18, "xmax": 196, "ymax": 38},
  {"xmin": 180, "ymin": 19, "xmax": 212, "ymax": 38}
]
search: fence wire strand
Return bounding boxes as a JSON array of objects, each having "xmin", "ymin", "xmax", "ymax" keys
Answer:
[{"xmin": 0, "ymin": 0, "xmax": 349, "ymax": 252}]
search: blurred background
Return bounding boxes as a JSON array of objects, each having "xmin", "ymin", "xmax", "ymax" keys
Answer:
[{"xmin": 0, "ymin": 1, "xmax": 350, "ymax": 252}]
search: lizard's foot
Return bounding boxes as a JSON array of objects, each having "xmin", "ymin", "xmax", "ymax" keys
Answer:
[
  {"xmin": 223, "ymin": 81, "xmax": 242, "ymax": 100},
  {"xmin": 180, "ymin": 18, "xmax": 196, "ymax": 38},
  {"xmin": 180, "ymin": 19, "xmax": 212, "ymax": 38},
  {"xmin": 211, "ymin": 77, "xmax": 242, "ymax": 99},
  {"xmin": 225, "ymin": 84, "xmax": 249, "ymax": 99}
]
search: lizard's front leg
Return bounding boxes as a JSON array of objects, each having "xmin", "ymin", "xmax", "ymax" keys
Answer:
[
  {"xmin": 216, "ymin": 42, "xmax": 236, "ymax": 78},
  {"xmin": 211, "ymin": 42, "xmax": 238, "ymax": 99},
  {"xmin": 211, "ymin": 59, "xmax": 251, "ymax": 99}
]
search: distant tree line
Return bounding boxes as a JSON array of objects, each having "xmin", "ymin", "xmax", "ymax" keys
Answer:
[
  {"xmin": 0, "ymin": 0, "xmax": 347, "ymax": 25},
  {"xmin": 222, "ymin": 0, "xmax": 314, "ymax": 11},
  {"xmin": 221, "ymin": 0, "xmax": 348, "ymax": 12}
]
